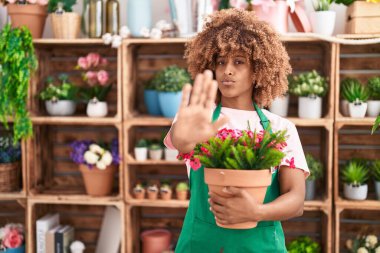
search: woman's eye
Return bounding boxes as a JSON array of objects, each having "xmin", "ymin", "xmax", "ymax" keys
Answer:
[
  {"xmin": 235, "ymin": 60, "xmax": 244, "ymax": 65},
  {"xmin": 217, "ymin": 61, "xmax": 224, "ymax": 65}
]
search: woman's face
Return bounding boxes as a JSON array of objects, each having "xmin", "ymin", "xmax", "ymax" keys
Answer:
[{"xmin": 214, "ymin": 51, "xmax": 255, "ymax": 101}]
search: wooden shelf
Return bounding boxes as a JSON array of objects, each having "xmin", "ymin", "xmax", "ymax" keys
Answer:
[
  {"xmin": 336, "ymin": 34, "xmax": 380, "ymax": 39},
  {"xmin": 33, "ymin": 38, "xmax": 104, "ymax": 45},
  {"xmin": 127, "ymin": 159, "xmax": 184, "ymax": 165},
  {"xmin": 28, "ymin": 193, "xmax": 123, "ymax": 205},
  {"xmin": 127, "ymin": 199, "xmax": 189, "ymax": 208},
  {"xmin": 335, "ymin": 199, "xmax": 380, "ymax": 210},
  {"xmin": 31, "ymin": 116, "xmax": 121, "ymax": 125},
  {"xmin": 335, "ymin": 117, "xmax": 378, "ymax": 127},
  {"xmin": 0, "ymin": 192, "xmax": 26, "ymax": 200}
]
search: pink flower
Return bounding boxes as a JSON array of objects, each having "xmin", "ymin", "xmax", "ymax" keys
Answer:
[
  {"xmin": 190, "ymin": 158, "xmax": 201, "ymax": 170},
  {"xmin": 85, "ymin": 71, "xmax": 98, "ymax": 86},
  {"xmin": 97, "ymin": 70, "xmax": 109, "ymax": 86},
  {"xmin": 2, "ymin": 229, "xmax": 23, "ymax": 249},
  {"xmin": 200, "ymin": 147, "xmax": 210, "ymax": 156},
  {"xmin": 77, "ymin": 57, "xmax": 89, "ymax": 70},
  {"xmin": 101, "ymin": 58, "xmax": 108, "ymax": 66},
  {"xmin": 285, "ymin": 157, "xmax": 295, "ymax": 169},
  {"xmin": 86, "ymin": 53, "xmax": 101, "ymax": 68},
  {"xmin": 36, "ymin": 0, "xmax": 48, "ymax": 5}
]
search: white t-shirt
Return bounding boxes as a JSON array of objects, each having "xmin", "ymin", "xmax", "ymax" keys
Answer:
[{"xmin": 164, "ymin": 106, "xmax": 310, "ymax": 178}]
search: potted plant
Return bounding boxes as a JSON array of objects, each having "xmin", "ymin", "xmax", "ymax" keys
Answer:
[
  {"xmin": 340, "ymin": 78, "xmax": 357, "ymax": 117},
  {"xmin": 70, "ymin": 138, "xmax": 120, "ymax": 196},
  {"xmin": 0, "ymin": 223, "xmax": 25, "ymax": 253},
  {"xmin": 367, "ymin": 77, "xmax": 380, "ymax": 117},
  {"xmin": 175, "ymin": 181, "xmax": 189, "ymax": 201},
  {"xmin": 133, "ymin": 183, "xmax": 146, "ymax": 199},
  {"xmin": 289, "ymin": 70, "xmax": 328, "ymax": 119},
  {"xmin": 39, "ymin": 74, "xmax": 79, "ymax": 116},
  {"xmin": 76, "ymin": 52, "xmax": 112, "ymax": 117},
  {"xmin": 144, "ymin": 79, "xmax": 162, "ymax": 116},
  {"xmin": 0, "ymin": 25, "xmax": 35, "ymax": 143},
  {"xmin": 147, "ymin": 183, "xmax": 159, "ymax": 200},
  {"xmin": 310, "ymin": 0, "xmax": 336, "ymax": 36},
  {"xmin": 3, "ymin": 0, "xmax": 48, "ymax": 38},
  {"xmin": 160, "ymin": 182, "xmax": 172, "ymax": 200},
  {"xmin": 153, "ymin": 65, "xmax": 191, "ymax": 118},
  {"xmin": 268, "ymin": 93, "xmax": 289, "ymax": 117},
  {"xmin": 341, "ymin": 160, "xmax": 369, "ymax": 200},
  {"xmin": 373, "ymin": 116, "xmax": 380, "ymax": 134},
  {"xmin": 341, "ymin": 78, "xmax": 370, "ymax": 118},
  {"xmin": 346, "ymin": 234, "xmax": 380, "ymax": 253},
  {"xmin": 48, "ymin": 0, "xmax": 80, "ymax": 39},
  {"xmin": 0, "ymin": 135, "xmax": 21, "ymax": 192},
  {"xmin": 287, "ymin": 236, "xmax": 321, "ymax": 253},
  {"xmin": 371, "ymin": 160, "xmax": 380, "ymax": 200},
  {"xmin": 134, "ymin": 139, "xmax": 148, "ymax": 161},
  {"xmin": 148, "ymin": 143, "xmax": 163, "ymax": 161},
  {"xmin": 305, "ymin": 154, "xmax": 324, "ymax": 201}
]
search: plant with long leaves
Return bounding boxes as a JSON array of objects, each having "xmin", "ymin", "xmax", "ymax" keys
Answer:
[
  {"xmin": 341, "ymin": 161, "xmax": 369, "ymax": 186},
  {"xmin": 372, "ymin": 116, "xmax": 380, "ymax": 134},
  {"xmin": 371, "ymin": 160, "xmax": 380, "ymax": 182},
  {"xmin": 306, "ymin": 153, "xmax": 324, "ymax": 181},
  {"xmin": 340, "ymin": 78, "xmax": 370, "ymax": 103}
]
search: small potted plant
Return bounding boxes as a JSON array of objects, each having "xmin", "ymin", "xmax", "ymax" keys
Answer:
[
  {"xmin": 39, "ymin": 74, "xmax": 79, "ymax": 116},
  {"xmin": 48, "ymin": 0, "xmax": 80, "ymax": 39},
  {"xmin": 160, "ymin": 182, "xmax": 172, "ymax": 200},
  {"xmin": 70, "ymin": 139, "xmax": 120, "ymax": 196},
  {"xmin": 0, "ymin": 135, "xmax": 21, "ymax": 192},
  {"xmin": 147, "ymin": 183, "xmax": 159, "ymax": 200},
  {"xmin": 371, "ymin": 160, "xmax": 380, "ymax": 200},
  {"xmin": 143, "ymin": 79, "xmax": 162, "ymax": 116},
  {"xmin": 133, "ymin": 183, "xmax": 146, "ymax": 199},
  {"xmin": 0, "ymin": 223, "xmax": 25, "ymax": 253},
  {"xmin": 175, "ymin": 182, "xmax": 189, "ymax": 201},
  {"xmin": 76, "ymin": 53, "xmax": 112, "ymax": 117},
  {"xmin": 148, "ymin": 143, "xmax": 163, "ymax": 161},
  {"xmin": 153, "ymin": 65, "xmax": 192, "ymax": 118},
  {"xmin": 310, "ymin": 0, "xmax": 336, "ymax": 36},
  {"xmin": 340, "ymin": 78, "xmax": 357, "ymax": 116},
  {"xmin": 134, "ymin": 139, "xmax": 148, "ymax": 161},
  {"xmin": 341, "ymin": 160, "xmax": 369, "ymax": 200},
  {"xmin": 367, "ymin": 77, "xmax": 380, "ymax": 117},
  {"xmin": 341, "ymin": 78, "xmax": 370, "ymax": 118},
  {"xmin": 268, "ymin": 92, "xmax": 289, "ymax": 117},
  {"xmin": 305, "ymin": 153, "xmax": 324, "ymax": 201},
  {"xmin": 289, "ymin": 70, "xmax": 328, "ymax": 119},
  {"xmin": 287, "ymin": 236, "xmax": 321, "ymax": 253},
  {"xmin": 345, "ymin": 234, "xmax": 380, "ymax": 253}
]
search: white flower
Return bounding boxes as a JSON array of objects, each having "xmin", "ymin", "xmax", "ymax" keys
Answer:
[
  {"xmin": 375, "ymin": 246, "xmax": 380, "ymax": 253},
  {"xmin": 366, "ymin": 235, "xmax": 378, "ymax": 249},
  {"xmin": 111, "ymin": 35, "xmax": 122, "ymax": 48},
  {"xmin": 89, "ymin": 144, "xmax": 104, "ymax": 155},
  {"xmin": 0, "ymin": 227, "xmax": 5, "ymax": 239},
  {"xmin": 150, "ymin": 28, "xmax": 162, "ymax": 39},
  {"xmin": 119, "ymin": 26, "xmax": 131, "ymax": 39},
  {"xmin": 358, "ymin": 247, "xmax": 369, "ymax": 253},
  {"xmin": 96, "ymin": 161, "xmax": 107, "ymax": 170},
  {"xmin": 102, "ymin": 33, "xmax": 113, "ymax": 45},
  {"xmin": 140, "ymin": 27, "xmax": 150, "ymax": 38},
  {"xmin": 100, "ymin": 151, "xmax": 113, "ymax": 166},
  {"xmin": 84, "ymin": 151, "xmax": 99, "ymax": 165},
  {"xmin": 155, "ymin": 20, "xmax": 171, "ymax": 30}
]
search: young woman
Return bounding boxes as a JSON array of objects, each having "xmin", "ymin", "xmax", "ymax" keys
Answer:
[{"xmin": 164, "ymin": 9, "xmax": 309, "ymax": 252}]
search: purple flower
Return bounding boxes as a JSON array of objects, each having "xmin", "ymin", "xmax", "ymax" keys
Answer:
[
  {"xmin": 111, "ymin": 138, "xmax": 121, "ymax": 165},
  {"xmin": 70, "ymin": 140, "xmax": 92, "ymax": 165}
]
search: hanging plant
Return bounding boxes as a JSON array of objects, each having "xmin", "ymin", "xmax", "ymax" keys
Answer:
[{"xmin": 0, "ymin": 24, "xmax": 36, "ymax": 142}]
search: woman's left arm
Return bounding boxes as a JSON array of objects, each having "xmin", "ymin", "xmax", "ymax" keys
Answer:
[{"xmin": 209, "ymin": 167, "xmax": 305, "ymax": 225}]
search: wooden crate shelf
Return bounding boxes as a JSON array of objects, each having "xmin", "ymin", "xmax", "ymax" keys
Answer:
[
  {"xmin": 336, "ymin": 199, "xmax": 380, "ymax": 210},
  {"xmin": 31, "ymin": 116, "xmax": 121, "ymax": 125}
]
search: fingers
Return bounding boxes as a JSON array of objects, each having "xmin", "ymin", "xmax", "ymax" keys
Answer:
[
  {"xmin": 209, "ymin": 192, "xmax": 227, "ymax": 206},
  {"xmin": 198, "ymin": 70, "xmax": 213, "ymax": 106},
  {"xmin": 205, "ymin": 80, "xmax": 218, "ymax": 110},
  {"xmin": 190, "ymin": 70, "xmax": 214, "ymax": 106},
  {"xmin": 222, "ymin": 186, "xmax": 242, "ymax": 196},
  {"xmin": 179, "ymin": 84, "xmax": 192, "ymax": 110},
  {"xmin": 189, "ymin": 73, "xmax": 204, "ymax": 105}
]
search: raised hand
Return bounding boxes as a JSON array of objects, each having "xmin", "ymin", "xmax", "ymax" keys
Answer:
[{"xmin": 171, "ymin": 70, "xmax": 229, "ymax": 153}]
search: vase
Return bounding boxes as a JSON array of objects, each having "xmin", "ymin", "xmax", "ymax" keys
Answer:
[
  {"xmin": 4, "ymin": 245, "xmax": 25, "ymax": 253},
  {"xmin": 298, "ymin": 96, "xmax": 322, "ymax": 119},
  {"xmin": 348, "ymin": 102, "xmax": 367, "ymax": 118},
  {"xmin": 51, "ymin": 12, "xmax": 81, "ymax": 39},
  {"xmin": 88, "ymin": 0, "xmax": 103, "ymax": 38},
  {"xmin": 79, "ymin": 164, "xmax": 116, "ymax": 196},
  {"xmin": 45, "ymin": 100, "xmax": 76, "ymax": 116},
  {"xmin": 343, "ymin": 183, "xmax": 368, "ymax": 200},
  {"xmin": 367, "ymin": 100, "xmax": 380, "ymax": 117},
  {"xmin": 7, "ymin": 4, "xmax": 47, "ymax": 38},
  {"xmin": 127, "ymin": 0, "xmax": 152, "ymax": 37},
  {"xmin": 140, "ymin": 229, "xmax": 171, "ymax": 253},
  {"xmin": 269, "ymin": 95, "xmax": 289, "ymax": 117},
  {"xmin": 310, "ymin": 11, "xmax": 336, "ymax": 36},
  {"xmin": 204, "ymin": 168, "xmax": 271, "ymax": 229},
  {"xmin": 105, "ymin": 0, "xmax": 120, "ymax": 34},
  {"xmin": 86, "ymin": 100, "xmax": 108, "ymax": 117},
  {"xmin": 253, "ymin": 1, "xmax": 289, "ymax": 34},
  {"xmin": 305, "ymin": 180, "xmax": 316, "ymax": 200},
  {"xmin": 157, "ymin": 91, "xmax": 182, "ymax": 118}
]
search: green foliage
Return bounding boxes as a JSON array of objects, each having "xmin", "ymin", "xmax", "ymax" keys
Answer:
[
  {"xmin": 39, "ymin": 74, "xmax": 79, "ymax": 101},
  {"xmin": 306, "ymin": 153, "xmax": 324, "ymax": 181},
  {"xmin": 312, "ymin": 0, "xmax": 334, "ymax": 11},
  {"xmin": 288, "ymin": 70, "xmax": 328, "ymax": 97},
  {"xmin": 149, "ymin": 143, "xmax": 162, "ymax": 150},
  {"xmin": 371, "ymin": 160, "xmax": 380, "ymax": 182},
  {"xmin": 144, "ymin": 79, "xmax": 156, "ymax": 90},
  {"xmin": 135, "ymin": 139, "xmax": 148, "ymax": 148},
  {"xmin": 80, "ymin": 84, "xmax": 112, "ymax": 102},
  {"xmin": 153, "ymin": 65, "xmax": 191, "ymax": 92},
  {"xmin": 367, "ymin": 77, "xmax": 380, "ymax": 100},
  {"xmin": 48, "ymin": 0, "xmax": 77, "ymax": 13},
  {"xmin": 0, "ymin": 25, "xmax": 36, "ymax": 143},
  {"xmin": 340, "ymin": 78, "xmax": 370, "ymax": 103},
  {"xmin": 372, "ymin": 116, "xmax": 380, "ymax": 134},
  {"xmin": 218, "ymin": 0, "xmax": 231, "ymax": 9},
  {"xmin": 176, "ymin": 182, "xmax": 189, "ymax": 191},
  {"xmin": 341, "ymin": 161, "xmax": 369, "ymax": 186},
  {"xmin": 287, "ymin": 236, "xmax": 321, "ymax": 253}
]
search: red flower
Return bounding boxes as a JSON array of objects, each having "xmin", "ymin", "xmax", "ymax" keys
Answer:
[
  {"xmin": 285, "ymin": 157, "xmax": 296, "ymax": 169},
  {"xmin": 200, "ymin": 147, "xmax": 210, "ymax": 156},
  {"xmin": 190, "ymin": 158, "xmax": 201, "ymax": 170},
  {"xmin": 2, "ymin": 228, "xmax": 23, "ymax": 249}
]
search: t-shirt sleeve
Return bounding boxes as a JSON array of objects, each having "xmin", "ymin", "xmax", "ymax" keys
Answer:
[{"xmin": 279, "ymin": 122, "xmax": 310, "ymax": 178}]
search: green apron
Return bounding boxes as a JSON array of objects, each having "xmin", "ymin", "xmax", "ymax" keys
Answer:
[{"xmin": 175, "ymin": 103, "xmax": 287, "ymax": 253}]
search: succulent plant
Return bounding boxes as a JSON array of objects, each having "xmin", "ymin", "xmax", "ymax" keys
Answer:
[
  {"xmin": 176, "ymin": 182, "xmax": 189, "ymax": 192},
  {"xmin": 288, "ymin": 70, "xmax": 328, "ymax": 97},
  {"xmin": 306, "ymin": 154, "xmax": 324, "ymax": 181},
  {"xmin": 152, "ymin": 65, "xmax": 191, "ymax": 92},
  {"xmin": 367, "ymin": 77, "xmax": 380, "ymax": 100},
  {"xmin": 341, "ymin": 161, "xmax": 369, "ymax": 186},
  {"xmin": 340, "ymin": 78, "xmax": 369, "ymax": 103}
]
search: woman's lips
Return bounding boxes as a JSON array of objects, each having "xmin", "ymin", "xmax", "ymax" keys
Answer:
[{"xmin": 222, "ymin": 80, "xmax": 235, "ymax": 86}]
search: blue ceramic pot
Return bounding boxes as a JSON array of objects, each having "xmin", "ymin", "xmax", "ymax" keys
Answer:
[
  {"xmin": 4, "ymin": 245, "xmax": 25, "ymax": 253},
  {"xmin": 158, "ymin": 91, "xmax": 182, "ymax": 118},
  {"xmin": 144, "ymin": 89, "xmax": 162, "ymax": 116}
]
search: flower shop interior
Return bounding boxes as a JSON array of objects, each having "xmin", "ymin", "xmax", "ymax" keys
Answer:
[{"xmin": 1, "ymin": 0, "xmax": 380, "ymax": 252}]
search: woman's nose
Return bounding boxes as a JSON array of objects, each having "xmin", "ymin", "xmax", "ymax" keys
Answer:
[{"xmin": 224, "ymin": 61, "xmax": 234, "ymax": 76}]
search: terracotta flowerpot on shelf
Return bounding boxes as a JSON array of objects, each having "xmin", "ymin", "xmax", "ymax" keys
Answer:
[
  {"xmin": 79, "ymin": 164, "xmax": 116, "ymax": 196},
  {"xmin": 160, "ymin": 189, "xmax": 172, "ymax": 200},
  {"xmin": 204, "ymin": 168, "xmax": 271, "ymax": 229},
  {"xmin": 147, "ymin": 189, "xmax": 158, "ymax": 200},
  {"xmin": 175, "ymin": 190, "xmax": 188, "ymax": 201},
  {"xmin": 7, "ymin": 4, "xmax": 47, "ymax": 38},
  {"xmin": 133, "ymin": 188, "xmax": 146, "ymax": 199},
  {"xmin": 140, "ymin": 229, "xmax": 171, "ymax": 253}
]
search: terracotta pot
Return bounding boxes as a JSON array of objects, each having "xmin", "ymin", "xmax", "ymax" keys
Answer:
[
  {"xmin": 147, "ymin": 190, "xmax": 158, "ymax": 200},
  {"xmin": 141, "ymin": 229, "xmax": 171, "ymax": 253},
  {"xmin": 204, "ymin": 168, "xmax": 271, "ymax": 229},
  {"xmin": 176, "ymin": 190, "xmax": 188, "ymax": 200},
  {"xmin": 79, "ymin": 164, "xmax": 116, "ymax": 196},
  {"xmin": 7, "ymin": 4, "xmax": 47, "ymax": 38},
  {"xmin": 133, "ymin": 189, "xmax": 146, "ymax": 199},
  {"xmin": 160, "ymin": 190, "xmax": 172, "ymax": 200}
]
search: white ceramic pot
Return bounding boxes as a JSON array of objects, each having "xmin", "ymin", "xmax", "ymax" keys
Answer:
[
  {"xmin": 86, "ymin": 100, "xmax": 108, "ymax": 117},
  {"xmin": 45, "ymin": 100, "xmax": 76, "ymax": 116},
  {"xmin": 269, "ymin": 95, "xmax": 289, "ymax": 117},
  {"xmin": 340, "ymin": 100, "xmax": 350, "ymax": 117},
  {"xmin": 343, "ymin": 183, "xmax": 368, "ymax": 200},
  {"xmin": 305, "ymin": 180, "xmax": 316, "ymax": 201},
  {"xmin": 348, "ymin": 102, "xmax": 367, "ymax": 118},
  {"xmin": 149, "ymin": 149, "xmax": 163, "ymax": 160},
  {"xmin": 165, "ymin": 148, "xmax": 179, "ymax": 161},
  {"xmin": 298, "ymin": 96, "xmax": 322, "ymax": 119},
  {"xmin": 310, "ymin": 11, "xmax": 336, "ymax": 36},
  {"xmin": 367, "ymin": 100, "xmax": 380, "ymax": 117},
  {"xmin": 134, "ymin": 147, "xmax": 148, "ymax": 161}
]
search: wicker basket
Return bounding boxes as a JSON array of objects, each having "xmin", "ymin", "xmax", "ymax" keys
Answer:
[
  {"xmin": 0, "ymin": 162, "xmax": 21, "ymax": 192},
  {"xmin": 51, "ymin": 12, "xmax": 81, "ymax": 39}
]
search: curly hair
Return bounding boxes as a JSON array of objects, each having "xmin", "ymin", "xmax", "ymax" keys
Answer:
[{"xmin": 184, "ymin": 9, "xmax": 291, "ymax": 107}]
